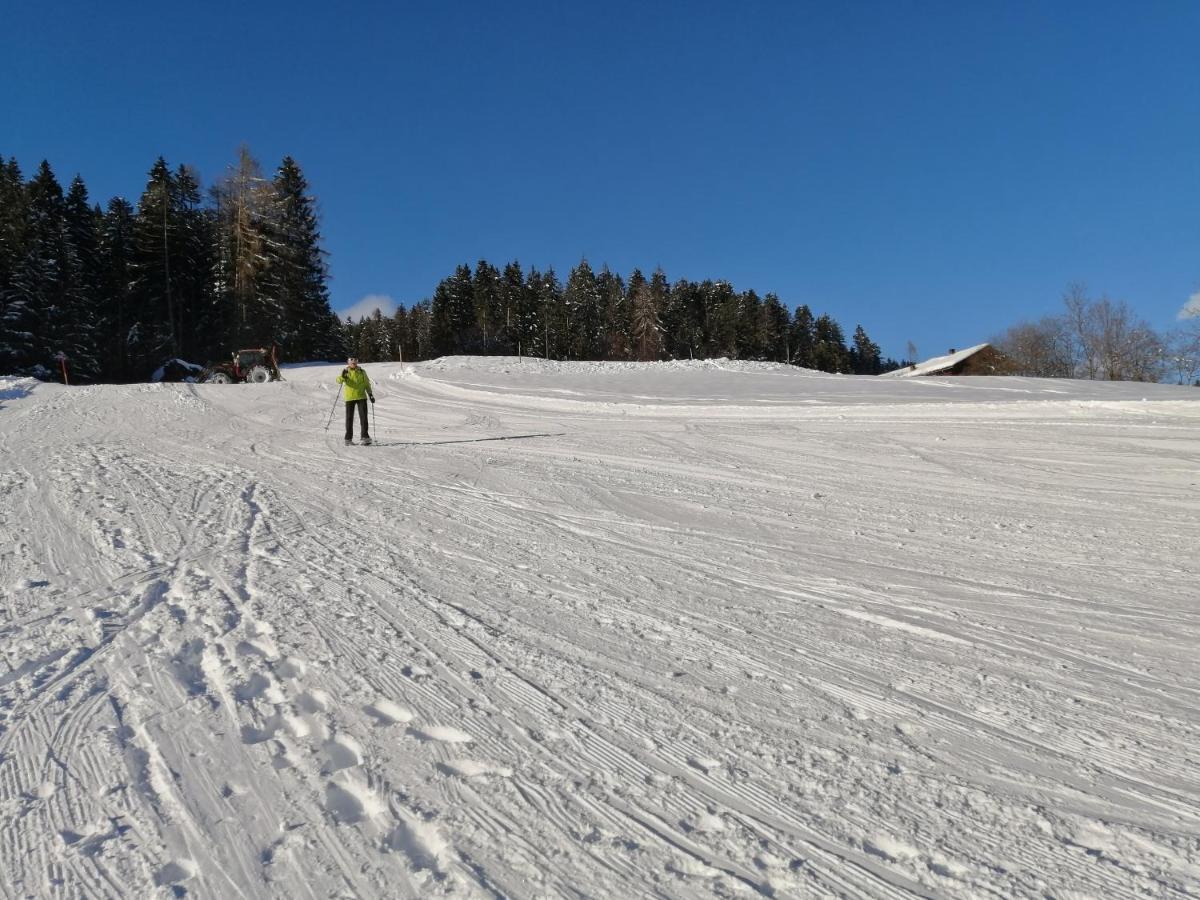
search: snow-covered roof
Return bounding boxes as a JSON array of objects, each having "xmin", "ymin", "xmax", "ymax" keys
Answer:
[{"xmin": 880, "ymin": 342, "xmax": 992, "ymax": 377}]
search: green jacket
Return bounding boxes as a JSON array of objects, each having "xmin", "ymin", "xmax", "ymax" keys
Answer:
[{"xmin": 336, "ymin": 367, "xmax": 374, "ymax": 402}]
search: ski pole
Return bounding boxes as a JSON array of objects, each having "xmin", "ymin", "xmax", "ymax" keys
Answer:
[
  {"xmin": 372, "ymin": 394, "xmax": 377, "ymax": 440},
  {"xmin": 324, "ymin": 383, "xmax": 342, "ymax": 431}
]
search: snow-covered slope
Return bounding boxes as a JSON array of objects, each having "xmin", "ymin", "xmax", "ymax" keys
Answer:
[{"xmin": 1, "ymin": 359, "xmax": 1198, "ymax": 898}]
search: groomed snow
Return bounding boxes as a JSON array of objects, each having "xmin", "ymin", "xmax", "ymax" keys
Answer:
[{"xmin": 1, "ymin": 358, "xmax": 1198, "ymax": 898}]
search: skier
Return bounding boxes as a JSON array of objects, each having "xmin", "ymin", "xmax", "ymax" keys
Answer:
[{"xmin": 336, "ymin": 357, "xmax": 375, "ymax": 445}]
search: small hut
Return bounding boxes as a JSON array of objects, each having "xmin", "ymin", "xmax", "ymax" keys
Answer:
[{"xmin": 880, "ymin": 343, "xmax": 1011, "ymax": 377}]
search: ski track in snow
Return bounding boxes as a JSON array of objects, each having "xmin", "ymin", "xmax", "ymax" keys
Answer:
[{"xmin": 1, "ymin": 361, "xmax": 1199, "ymax": 898}]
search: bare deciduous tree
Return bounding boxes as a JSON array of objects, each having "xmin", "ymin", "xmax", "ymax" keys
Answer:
[
  {"xmin": 1062, "ymin": 282, "xmax": 1096, "ymax": 379},
  {"xmin": 991, "ymin": 316, "xmax": 1073, "ymax": 377},
  {"xmin": 1164, "ymin": 322, "xmax": 1200, "ymax": 385},
  {"xmin": 1060, "ymin": 285, "xmax": 1163, "ymax": 382},
  {"xmin": 212, "ymin": 146, "xmax": 277, "ymax": 344},
  {"xmin": 994, "ymin": 285, "xmax": 1167, "ymax": 382},
  {"xmin": 1090, "ymin": 295, "xmax": 1162, "ymax": 382}
]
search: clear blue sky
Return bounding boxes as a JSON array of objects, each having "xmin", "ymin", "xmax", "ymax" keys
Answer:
[{"xmin": 3, "ymin": 0, "xmax": 1197, "ymax": 360}]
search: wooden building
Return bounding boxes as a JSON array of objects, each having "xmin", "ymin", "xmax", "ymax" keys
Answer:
[{"xmin": 881, "ymin": 343, "xmax": 1013, "ymax": 377}]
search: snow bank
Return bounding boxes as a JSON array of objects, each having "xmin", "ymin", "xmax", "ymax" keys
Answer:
[{"xmin": 0, "ymin": 376, "xmax": 40, "ymax": 405}]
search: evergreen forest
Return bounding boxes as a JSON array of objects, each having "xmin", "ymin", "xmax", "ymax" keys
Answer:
[
  {"xmin": 0, "ymin": 149, "xmax": 344, "ymax": 382},
  {"xmin": 346, "ymin": 261, "xmax": 892, "ymax": 375},
  {"xmin": 0, "ymin": 149, "xmax": 895, "ymax": 382}
]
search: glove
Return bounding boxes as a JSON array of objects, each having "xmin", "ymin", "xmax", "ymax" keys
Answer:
[{"xmin": 369, "ymin": 395, "xmax": 375, "ymax": 404}]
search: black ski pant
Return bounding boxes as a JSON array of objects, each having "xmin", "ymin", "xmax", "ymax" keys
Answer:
[{"xmin": 344, "ymin": 399, "xmax": 369, "ymax": 440}]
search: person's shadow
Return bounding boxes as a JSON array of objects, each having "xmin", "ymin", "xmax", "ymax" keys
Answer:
[{"xmin": 370, "ymin": 432, "xmax": 565, "ymax": 447}]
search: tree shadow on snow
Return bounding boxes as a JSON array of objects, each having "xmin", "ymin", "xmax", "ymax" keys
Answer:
[{"xmin": 0, "ymin": 379, "xmax": 36, "ymax": 410}]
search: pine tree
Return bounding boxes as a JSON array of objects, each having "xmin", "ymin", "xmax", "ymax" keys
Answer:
[
  {"xmin": 64, "ymin": 178, "xmax": 100, "ymax": 298},
  {"xmin": 407, "ymin": 299, "xmax": 432, "ymax": 360},
  {"xmin": 647, "ymin": 268, "xmax": 669, "ymax": 356},
  {"xmin": 515, "ymin": 266, "xmax": 543, "ymax": 356},
  {"xmin": 0, "ymin": 157, "xmax": 34, "ymax": 373},
  {"xmin": 367, "ymin": 308, "xmax": 393, "ymax": 360},
  {"xmin": 429, "ymin": 265, "xmax": 473, "ymax": 355},
  {"xmin": 171, "ymin": 165, "xmax": 216, "ymax": 362},
  {"xmin": 354, "ymin": 313, "xmax": 378, "ymax": 361},
  {"xmin": 703, "ymin": 280, "xmax": 738, "ymax": 358},
  {"xmin": 324, "ymin": 311, "xmax": 348, "ymax": 361},
  {"xmin": 630, "ymin": 275, "xmax": 664, "ymax": 361},
  {"xmin": 7, "ymin": 161, "xmax": 85, "ymax": 379},
  {"xmin": 172, "ymin": 165, "xmax": 216, "ymax": 364},
  {"xmin": 597, "ymin": 265, "xmax": 628, "ymax": 360},
  {"xmin": 268, "ymin": 157, "xmax": 339, "ymax": 361},
  {"xmin": 391, "ymin": 305, "xmax": 410, "ymax": 360},
  {"xmin": 128, "ymin": 160, "xmax": 222, "ymax": 373},
  {"xmin": 59, "ymin": 176, "xmax": 102, "ymax": 380},
  {"xmin": 342, "ymin": 315, "xmax": 359, "ymax": 359},
  {"xmin": 625, "ymin": 268, "xmax": 647, "ymax": 345},
  {"xmin": 736, "ymin": 289, "xmax": 765, "ymax": 360},
  {"xmin": 497, "ymin": 260, "xmax": 524, "ymax": 355},
  {"xmin": 790, "ymin": 304, "xmax": 816, "ymax": 368},
  {"xmin": 535, "ymin": 267, "xmax": 563, "ymax": 359},
  {"xmin": 453, "ymin": 264, "xmax": 476, "ymax": 353},
  {"xmin": 96, "ymin": 198, "xmax": 136, "ymax": 379},
  {"xmin": 663, "ymin": 278, "xmax": 703, "ymax": 360},
  {"xmin": 0, "ymin": 158, "xmax": 25, "ymax": 295},
  {"xmin": 850, "ymin": 324, "xmax": 882, "ymax": 374},
  {"xmin": 429, "ymin": 276, "xmax": 455, "ymax": 356},
  {"xmin": 472, "ymin": 260, "xmax": 502, "ymax": 353},
  {"xmin": 129, "ymin": 158, "xmax": 180, "ymax": 372},
  {"xmin": 564, "ymin": 259, "xmax": 602, "ymax": 359},
  {"xmin": 763, "ymin": 293, "xmax": 790, "ymax": 362},
  {"xmin": 813, "ymin": 313, "xmax": 850, "ymax": 373}
]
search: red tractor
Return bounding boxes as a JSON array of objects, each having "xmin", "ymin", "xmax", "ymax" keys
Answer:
[{"xmin": 200, "ymin": 346, "xmax": 283, "ymax": 384}]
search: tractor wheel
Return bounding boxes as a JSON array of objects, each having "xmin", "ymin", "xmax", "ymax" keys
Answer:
[
  {"xmin": 246, "ymin": 365, "xmax": 271, "ymax": 384},
  {"xmin": 204, "ymin": 371, "xmax": 233, "ymax": 384}
]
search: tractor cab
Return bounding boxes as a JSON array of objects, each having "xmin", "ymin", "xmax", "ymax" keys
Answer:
[
  {"xmin": 201, "ymin": 345, "xmax": 283, "ymax": 384},
  {"xmin": 233, "ymin": 348, "xmax": 271, "ymax": 375}
]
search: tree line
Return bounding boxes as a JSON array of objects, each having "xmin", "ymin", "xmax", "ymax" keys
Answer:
[
  {"xmin": 991, "ymin": 284, "xmax": 1200, "ymax": 385},
  {"xmin": 344, "ymin": 260, "xmax": 899, "ymax": 374},
  {"xmin": 0, "ymin": 148, "xmax": 344, "ymax": 382},
  {"xmin": 10, "ymin": 148, "xmax": 1190, "ymax": 385}
]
